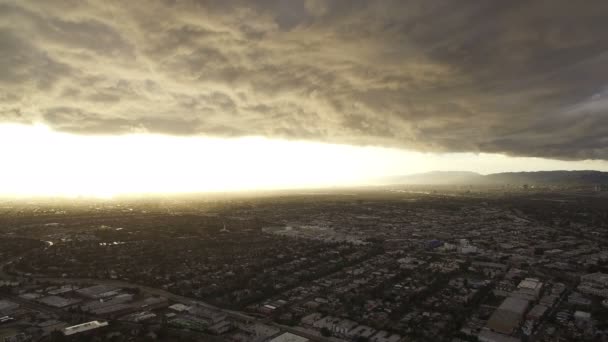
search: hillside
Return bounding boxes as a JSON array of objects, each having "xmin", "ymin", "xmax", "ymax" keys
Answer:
[{"xmin": 385, "ymin": 170, "xmax": 608, "ymax": 186}]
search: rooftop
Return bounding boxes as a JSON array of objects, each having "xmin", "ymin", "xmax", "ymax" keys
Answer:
[
  {"xmin": 486, "ymin": 297, "xmax": 529, "ymax": 335},
  {"xmin": 268, "ymin": 332, "xmax": 310, "ymax": 342},
  {"xmin": 63, "ymin": 320, "xmax": 109, "ymax": 336},
  {"xmin": 517, "ymin": 278, "xmax": 542, "ymax": 290}
]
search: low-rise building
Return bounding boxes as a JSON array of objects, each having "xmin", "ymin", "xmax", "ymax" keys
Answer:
[
  {"xmin": 568, "ymin": 292, "xmax": 592, "ymax": 306},
  {"xmin": 0, "ymin": 300, "xmax": 19, "ymax": 315},
  {"xmin": 510, "ymin": 278, "xmax": 542, "ymax": 301},
  {"xmin": 268, "ymin": 332, "xmax": 310, "ymax": 342},
  {"xmin": 348, "ymin": 325, "xmax": 376, "ymax": 339},
  {"xmin": 478, "ymin": 328, "xmax": 521, "ymax": 342},
  {"xmin": 574, "ymin": 311, "xmax": 591, "ymax": 329},
  {"xmin": 76, "ymin": 285, "xmax": 119, "ymax": 299},
  {"xmin": 472, "ymin": 262, "xmax": 508, "ymax": 278},
  {"xmin": 38, "ymin": 295, "xmax": 81, "ymax": 308},
  {"xmin": 486, "ymin": 297, "xmax": 529, "ymax": 335},
  {"xmin": 578, "ymin": 272, "xmax": 608, "ymax": 298},
  {"xmin": 63, "ymin": 320, "xmax": 109, "ymax": 336}
]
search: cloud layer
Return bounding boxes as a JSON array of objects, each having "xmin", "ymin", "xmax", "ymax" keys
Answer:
[{"xmin": 1, "ymin": 0, "xmax": 608, "ymax": 159}]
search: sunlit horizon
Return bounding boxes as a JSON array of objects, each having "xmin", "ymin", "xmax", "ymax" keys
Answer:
[{"xmin": 2, "ymin": 124, "xmax": 608, "ymax": 198}]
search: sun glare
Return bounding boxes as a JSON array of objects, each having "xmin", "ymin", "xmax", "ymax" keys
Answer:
[
  {"xmin": 0, "ymin": 124, "xmax": 403, "ymax": 197},
  {"xmin": 2, "ymin": 124, "xmax": 608, "ymax": 198}
]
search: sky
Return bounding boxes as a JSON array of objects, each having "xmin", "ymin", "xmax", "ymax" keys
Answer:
[{"xmin": 1, "ymin": 1, "xmax": 608, "ymax": 195}]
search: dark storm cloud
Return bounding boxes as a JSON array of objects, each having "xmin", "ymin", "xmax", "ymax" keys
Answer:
[{"xmin": 1, "ymin": 0, "xmax": 608, "ymax": 159}]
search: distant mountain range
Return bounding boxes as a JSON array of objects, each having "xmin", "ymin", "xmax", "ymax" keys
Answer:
[{"xmin": 383, "ymin": 170, "xmax": 608, "ymax": 186}]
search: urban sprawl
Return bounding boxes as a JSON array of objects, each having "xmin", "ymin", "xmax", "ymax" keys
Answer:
[{"xmin": 1, "ymin": 187, "xmax": 608, "ymax": 341}]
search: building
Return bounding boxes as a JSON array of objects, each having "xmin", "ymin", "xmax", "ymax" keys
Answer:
[
  {"xmin": 472, "ymin": 262, "xmax": 508, "ymax": 278},
  {"xmin": 594, "ymin": 184, "xmax": 608, "ymax": 192},
  {"xmin": 510, "ymin": 278, "xmax": 543, "ymax": 301},
  {"xmin": 0, "ymin": 331, "xmax": 30, "ymax": 342},
  {"xmin": 301, "ymin": 313, "xmax": 323, "ymax": 326},
  {"xmin": 235, "ymin": 322, "xmax": 279, "ymax": 339},
  {"xmin": 122, "ymin": 311, "xmax": 157, "ymax": 322},
  {"xmin": 334, "ymin": 319, "xmax": 358, "ymax": 337},
  {"xmin": 574, "ymin": 311, "xmax": 591, "ymax": 329},
  {"xmin": 169, "ymin": 315, "xmax": 209, "ymax": 331},
  {"xmin": 208, "ymin": 320, "xmax": 231, "ymax": 335},
  {"xmin": 568, "ymin": 292, "xmax": 592, "ymax": 306},
  {"xmin": 268, "ymin": 332, "xmax": 310, "ymax": 342},
  {"xmin": 63, "ymin": 321, "xmax": 109, "ymax": 336},
  {"xmin": 76, "ymin": 285, "xmax": 119, "ymax": 299},
  {"xmin": 347, "ymin": 325, "xmax": 376, "ymax": 339},
  {"xmin": 133, "ymin": 296, "xmax": 169, "ymax": 310},
  {"xmin": 0, "ymin": 300, "xmax": 19, "ymax": 315},
  {"xmin": 581, "ymin": 273, "xmax": 608, "ymax": 287},
  {"xmin": 91, "ymin": 303, "xmax": 133, "ymax": 318},
  {"xmin": 438, "ymin": 243, "xmax": 456, "ymax": 251},
  {"xmin": 38, "ymin": 320, "xmax": 68, "ymax": 335},
  {"xmin": 486, "ymin": 297, "xmax": 529, "ymax": 335},
  {"xmin": 370, "ymin": 331, "xmax": 401, "ymax": 342},
  {"xmin": 478, "ymin": 329, "xmax": 521, "ymax": 342},
  {"xmin": 169, "ymin": 303, "xmax": 190, "ymax": 312},
  {"xmin": 526, "ymin": 304, "xmax": 547, "ymax": 322},
  {"xmin": 48, "ymin": 285, "xmax": 78, "ymax": 295},
  {"xmin": 81, "ymin": 293, "xmax": 135, "ymax": 317},
  {"xmin": 522, "ymin": 304, "xmax": 548, "ymax": 336},
  {"xmin": 427, "ymin": 239, "xmax": 443, "ymax": 249},
  {"xmin": 494, "ymin": 280, "xmax": 516, "ymax": 297},
  {"xmin": 38, "ymin": 295, "xmax": 81, "ymax": 309},
  {"xmin": 539, "ymin": 294, "xmax": 558, "ymax": 307},
  {"xmin": 458, "ymin": 239, "xmax": 478, "ymax": 254},
  {"xmin": 312, "ymin": 316, "xmax": 338, "ymax": 330},
  {"xmin": 187, "ymin": 306, "xmax": 226, "ymax": 324},
  {"xmin": 578, "ymin": 272, "xmax": 608, "ymax": 298}
]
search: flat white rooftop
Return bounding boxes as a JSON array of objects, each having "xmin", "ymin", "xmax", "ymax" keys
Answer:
[
  {"xmin": 518, "ymin": 278, "xmax": 541, "ymax": 290},
  {"xmin": 268, "ymin": 332, "xmax": 310, "ymax": 342},
  {"xmin": 63, "ymin": 320, "xmax": 109, "ymax": 336}
]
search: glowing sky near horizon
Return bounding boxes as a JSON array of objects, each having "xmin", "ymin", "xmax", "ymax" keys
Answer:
[{"xmin": 2, "ymin": 124, "xmax": 608, "ymax": 197}]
